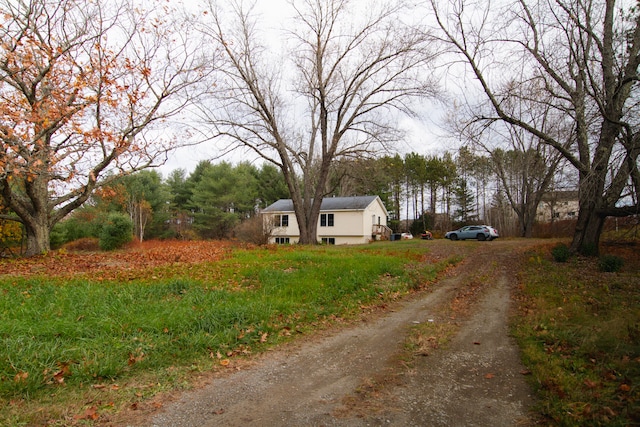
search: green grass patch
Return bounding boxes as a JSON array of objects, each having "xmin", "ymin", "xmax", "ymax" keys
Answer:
[
  {"xmin": 0, "ymin": 241, "xmax": 454, "ymax": 425},
  {"xmin": 513, "ymin": 245, "xmax": 640, "ymax": 426}
]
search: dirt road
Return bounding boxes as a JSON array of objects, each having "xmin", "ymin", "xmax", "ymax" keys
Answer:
[{"xmin": 142, "ymin": 240, "xmax": 536, "ymax": 426}]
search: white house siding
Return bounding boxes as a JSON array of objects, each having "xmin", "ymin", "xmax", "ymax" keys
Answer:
[
  {"xmin": 263, "ymin": 196, "xmax": 388, "ymax": 245},
  {"xmin": 318, "ymin": 211, "xmax": 363, "ymax": 241},
  {"xmin": 366, "ymin": 200, "xmax": 387, "ymax": 238},
  {"xmin": 536, "ymin": 191, "xmax": 580, "ymax": 223},
  {"xmin": 267, "ymin": 212, "xmax": 300, "ymax": 244}
]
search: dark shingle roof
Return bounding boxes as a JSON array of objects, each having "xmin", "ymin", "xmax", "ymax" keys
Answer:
[{"xmin": 262, "ymin": 195, "xmax": 380, "ymax": 212}]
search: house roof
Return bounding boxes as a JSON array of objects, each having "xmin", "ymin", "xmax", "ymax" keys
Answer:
[{"xmin": 262, "ymin": 195, "xmax": 383, "ymax": 213}]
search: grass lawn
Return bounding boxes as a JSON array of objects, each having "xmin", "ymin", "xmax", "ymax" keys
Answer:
[
  {"xmin": 3, "ymin": 237, "xmax": 638, "ymax": 426},
  {"xmin": 513, "ymin": 241, "xmax": 640, "ymax": 426},
  {"xmin": 0, "ymin": 240, "xmax": 456, "ymax": 426}
]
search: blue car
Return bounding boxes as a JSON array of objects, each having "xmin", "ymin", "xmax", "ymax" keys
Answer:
[{"xmin": 445, "ymin": 225, "xmax": 499, "ymax": 241}]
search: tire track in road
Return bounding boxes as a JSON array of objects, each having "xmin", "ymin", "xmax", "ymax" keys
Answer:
[
  {"xmin": 386, "ymin": 247, "xmax": 535, "ymax": 426},
  {"xmin": 142, "ymin": 241, "xmax": 536, "ymax": 427}
]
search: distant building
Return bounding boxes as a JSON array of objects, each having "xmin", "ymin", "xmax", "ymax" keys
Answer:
[
  {"xmin": 262, "ymin": 195, "xmax": 391, "ymax": 244},
  {"xmin": 536, "ymin": 191, "xmax": 579, "ymax": 223}
]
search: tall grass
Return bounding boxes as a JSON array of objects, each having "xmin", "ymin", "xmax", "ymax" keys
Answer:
[
  {"xmin": 513, "ymin": 245, "xmax": 640, "ymax": 426},
  {"xmin": 0, "ymin": 241, "xmax": 451, "ymax": 425}
]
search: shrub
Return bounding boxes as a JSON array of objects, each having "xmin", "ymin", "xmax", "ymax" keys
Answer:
[
  {"xmin": 49, "ymin": 223, "xmax": 66, "ymax": 249},
  {"xmin": 598, "ymin": 254, "xmax": 624, "ymax": 272},
  {"xmin": 579, "ymin": 242, "xmax": 599, "ymax": 257},
  {"xmin": 63, "ymin": 237, "xmax": 100, "ymax": 252},
  {"xmin": 57, "ymin": 214, "xmax": 100, "ymax": 243},
  {"xmin": 234, "ymin": 215, "xmax": 269, "ymax": 245},
  {"xmin": 551, "ymin": 243, "xmax": 571, "ymax": 262},
  {"xmin": 99, "ymin": 213, "xmax": 133, "ymax": 251}
]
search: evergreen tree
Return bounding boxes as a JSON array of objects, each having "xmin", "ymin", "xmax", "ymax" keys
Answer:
[{"xmin": 453, "ymin": 177, "xmax": 476, "ymax": 224}]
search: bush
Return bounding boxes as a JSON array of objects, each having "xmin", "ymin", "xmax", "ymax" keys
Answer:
[
  {"xmin": 598, "ymin": 254, "xmax": 624, "ymax": 272},
  {"xmin": 99, "ymin": 213, "xmax": 133, "ymax": 251},
  {"xmin": 63, "ymin": 238, "xmax": 100, "ymax": 252},
  {"xmin": 234, "ymin": 215, "xmax": 269, "ymax": 245},
  {"xmin": 551, "ymin": 243, "xmax": 571, "ymax": 262},
  {"xmin": 49, "ymin": 223, "xmax": 67, "ymax": 249},
  {"xmin": 57, "ymin": 214, "xmax": 100, "ymax": 243},
  {"xmin": 579, "ymin": 242, "xmax": 599, "ymax": 257}
]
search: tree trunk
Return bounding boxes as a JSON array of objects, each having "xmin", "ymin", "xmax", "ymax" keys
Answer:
[
  {"xmin": 295, "ymin": 195, "xmax": 322, "ymax": 244},
  {"xmin": 571, "ymin": 118, "xmax": 620, "ymax": 256},
  {"xmin": 299, "ymin": 212, "xmax": 319, "ymax": 244},
  {"xmin": 515, "ymin": 207, "xmax": 526, "ymax": 238},
  {"xmin": 571, "ymin": 203, "xmax": 605, "ymax": 256},
  {"xmin": 3, "ymin": 170, "xmax": 54, "ymax": 257},
  {"xmin": 24, "ymin": 214, "xmax": 51, "ymax": 256},
  {"xmin": 523, "ymin": 209, "xmax": 535, "ymax": 238}
]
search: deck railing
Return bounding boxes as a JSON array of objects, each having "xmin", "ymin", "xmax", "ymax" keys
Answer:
[{"xmin": 372, "ymin": 224, "xmax": 393, "ymax": 240}]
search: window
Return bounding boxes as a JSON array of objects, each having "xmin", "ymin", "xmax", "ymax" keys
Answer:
[
  {"xmin": 320, "ymin": 213, "xmax": 334, "ymax": 227},
  {"xmin": 275, "ymin": 214, "xmax": 289, "ymax": 227},
  {"xmin": 275, "ymin": 237, "xmax": 290, "ymax": 244},
  {"xmin": 321, "ymin": 237, "xmax": 336, "ymax": 245}
]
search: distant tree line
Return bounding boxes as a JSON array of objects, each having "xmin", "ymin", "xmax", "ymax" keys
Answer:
[
  {"xmin": 327, "ymin": 146, "xmax": 568, "ymax": 237},
  {"xmin": 54, "ymin": 147, "xmax": 569, "ymax": 246},
  {"xmin": 2, "ymin": 141, "xmax": 570, "ymax": 250},
  {"xmin": 49, "ymin": 161, "xmax": 289, "ymax": 247}
]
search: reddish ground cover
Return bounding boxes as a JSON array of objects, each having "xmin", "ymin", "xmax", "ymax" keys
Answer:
[{"xmin": 0, "ymin": 240, "xmax": 235, "ymax": 281}]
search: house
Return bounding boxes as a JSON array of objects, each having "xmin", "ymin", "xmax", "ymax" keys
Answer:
[
  {"xmin": 262, "ymin": 195, "xmax": 392, "ymax": 244},
  {"xmin": 536, "ymin": 191, "xmax": 580, "ymax": 223}
]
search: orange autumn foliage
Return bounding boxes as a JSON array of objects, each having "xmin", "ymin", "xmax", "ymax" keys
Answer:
[{"xmin": 0, "ymin": 240, "xmax": 236, "ymax": 281}]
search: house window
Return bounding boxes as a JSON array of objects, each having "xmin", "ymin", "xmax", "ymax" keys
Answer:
[
  {"xmin": 320, "ymin": 213, "xmax": 334, "ymax": 227},
  {"xmin": 275, "ymin": 237, "xmax": 290, "ymax": 244},
  {"xmin": 275, "ymin": 214, "xmax": 289, "ymax": 227},
  {"xmin": 321, "ymin": 237, "xmax": 336, "ymax": 245}
]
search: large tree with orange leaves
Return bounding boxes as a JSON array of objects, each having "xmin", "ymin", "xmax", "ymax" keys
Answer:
[{"xmin": 0, "ymin": 0, "xmax": 208, "ymax": 255}]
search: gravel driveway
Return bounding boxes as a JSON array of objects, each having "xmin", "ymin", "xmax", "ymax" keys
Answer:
[{"xmin": 137, "ymin": 240, "xmax": 536, "ymax": 426}]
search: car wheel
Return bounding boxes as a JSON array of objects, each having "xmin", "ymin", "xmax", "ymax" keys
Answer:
[
  {"xmin": 450, "ymin": 234, "xmax": 458, "ymax": 241},
  {"xmin": 477, "ymin": 233, "xmax": 486, "ymax": 241}
]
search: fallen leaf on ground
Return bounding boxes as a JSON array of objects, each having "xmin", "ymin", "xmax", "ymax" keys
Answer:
[
  {"xmin": 14, "ymin": 372, "xmax": 28, "ymax": 382},
  {"xmin": 583, "ymin": 379, "xmax": 598, "ymax": 389},
  {"xmin": 75, "ymin": 406, "xmax": 99, "ymax": 420}
]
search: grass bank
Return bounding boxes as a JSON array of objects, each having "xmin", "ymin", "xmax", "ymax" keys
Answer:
[
  {"xmin": 513, "ymin": 242, "xmax": 640, "ymax": 426},
  {"xmin": 0, "ymin": 240, "xmax": 456, "ymax": 426}
]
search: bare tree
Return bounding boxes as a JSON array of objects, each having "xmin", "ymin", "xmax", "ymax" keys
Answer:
[
  {"xmin": 198, "ymin": 0, "xmax": 436, "ymax": 244},
  {"xmin": 431, "ymin": 0, "xmax": 640, "ymax": 255},
  {"xmin": 491, "ymin": 140, "xmax": 563, "ymax": 237},
  {"xmin": 0, "ymin": 0, "xmax": 209, "ymax": 255},
  {"xmin": 456, "ymin": 109, "xmax": 567, "ymax": 237}
]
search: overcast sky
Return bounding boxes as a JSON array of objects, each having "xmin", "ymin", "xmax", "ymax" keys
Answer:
[{"xmin": 159, "ymin": 0, "xmax": 450, "ymax": 176}]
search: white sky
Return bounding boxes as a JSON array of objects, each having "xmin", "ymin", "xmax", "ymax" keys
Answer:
[{"xmin": 158, "ymin": 0, "xmax": 451, "ymax": 177}]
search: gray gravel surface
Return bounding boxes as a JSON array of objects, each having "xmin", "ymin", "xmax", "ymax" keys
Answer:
[{"xmin": 138, "ymin": 240, "xmax": 536, "ymax": 427}]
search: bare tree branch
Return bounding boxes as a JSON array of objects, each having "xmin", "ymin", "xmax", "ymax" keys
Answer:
[
  {"xmin": 430, "ymin": 0, "xmax": 640, "ymax": 254},
  {"xmin": 0, "ymin": 0, "xmax": 211, "ymax": 255},
  {"xmin": 197, "ymin": 0, "xmax": 437, "ymax": 243}
]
